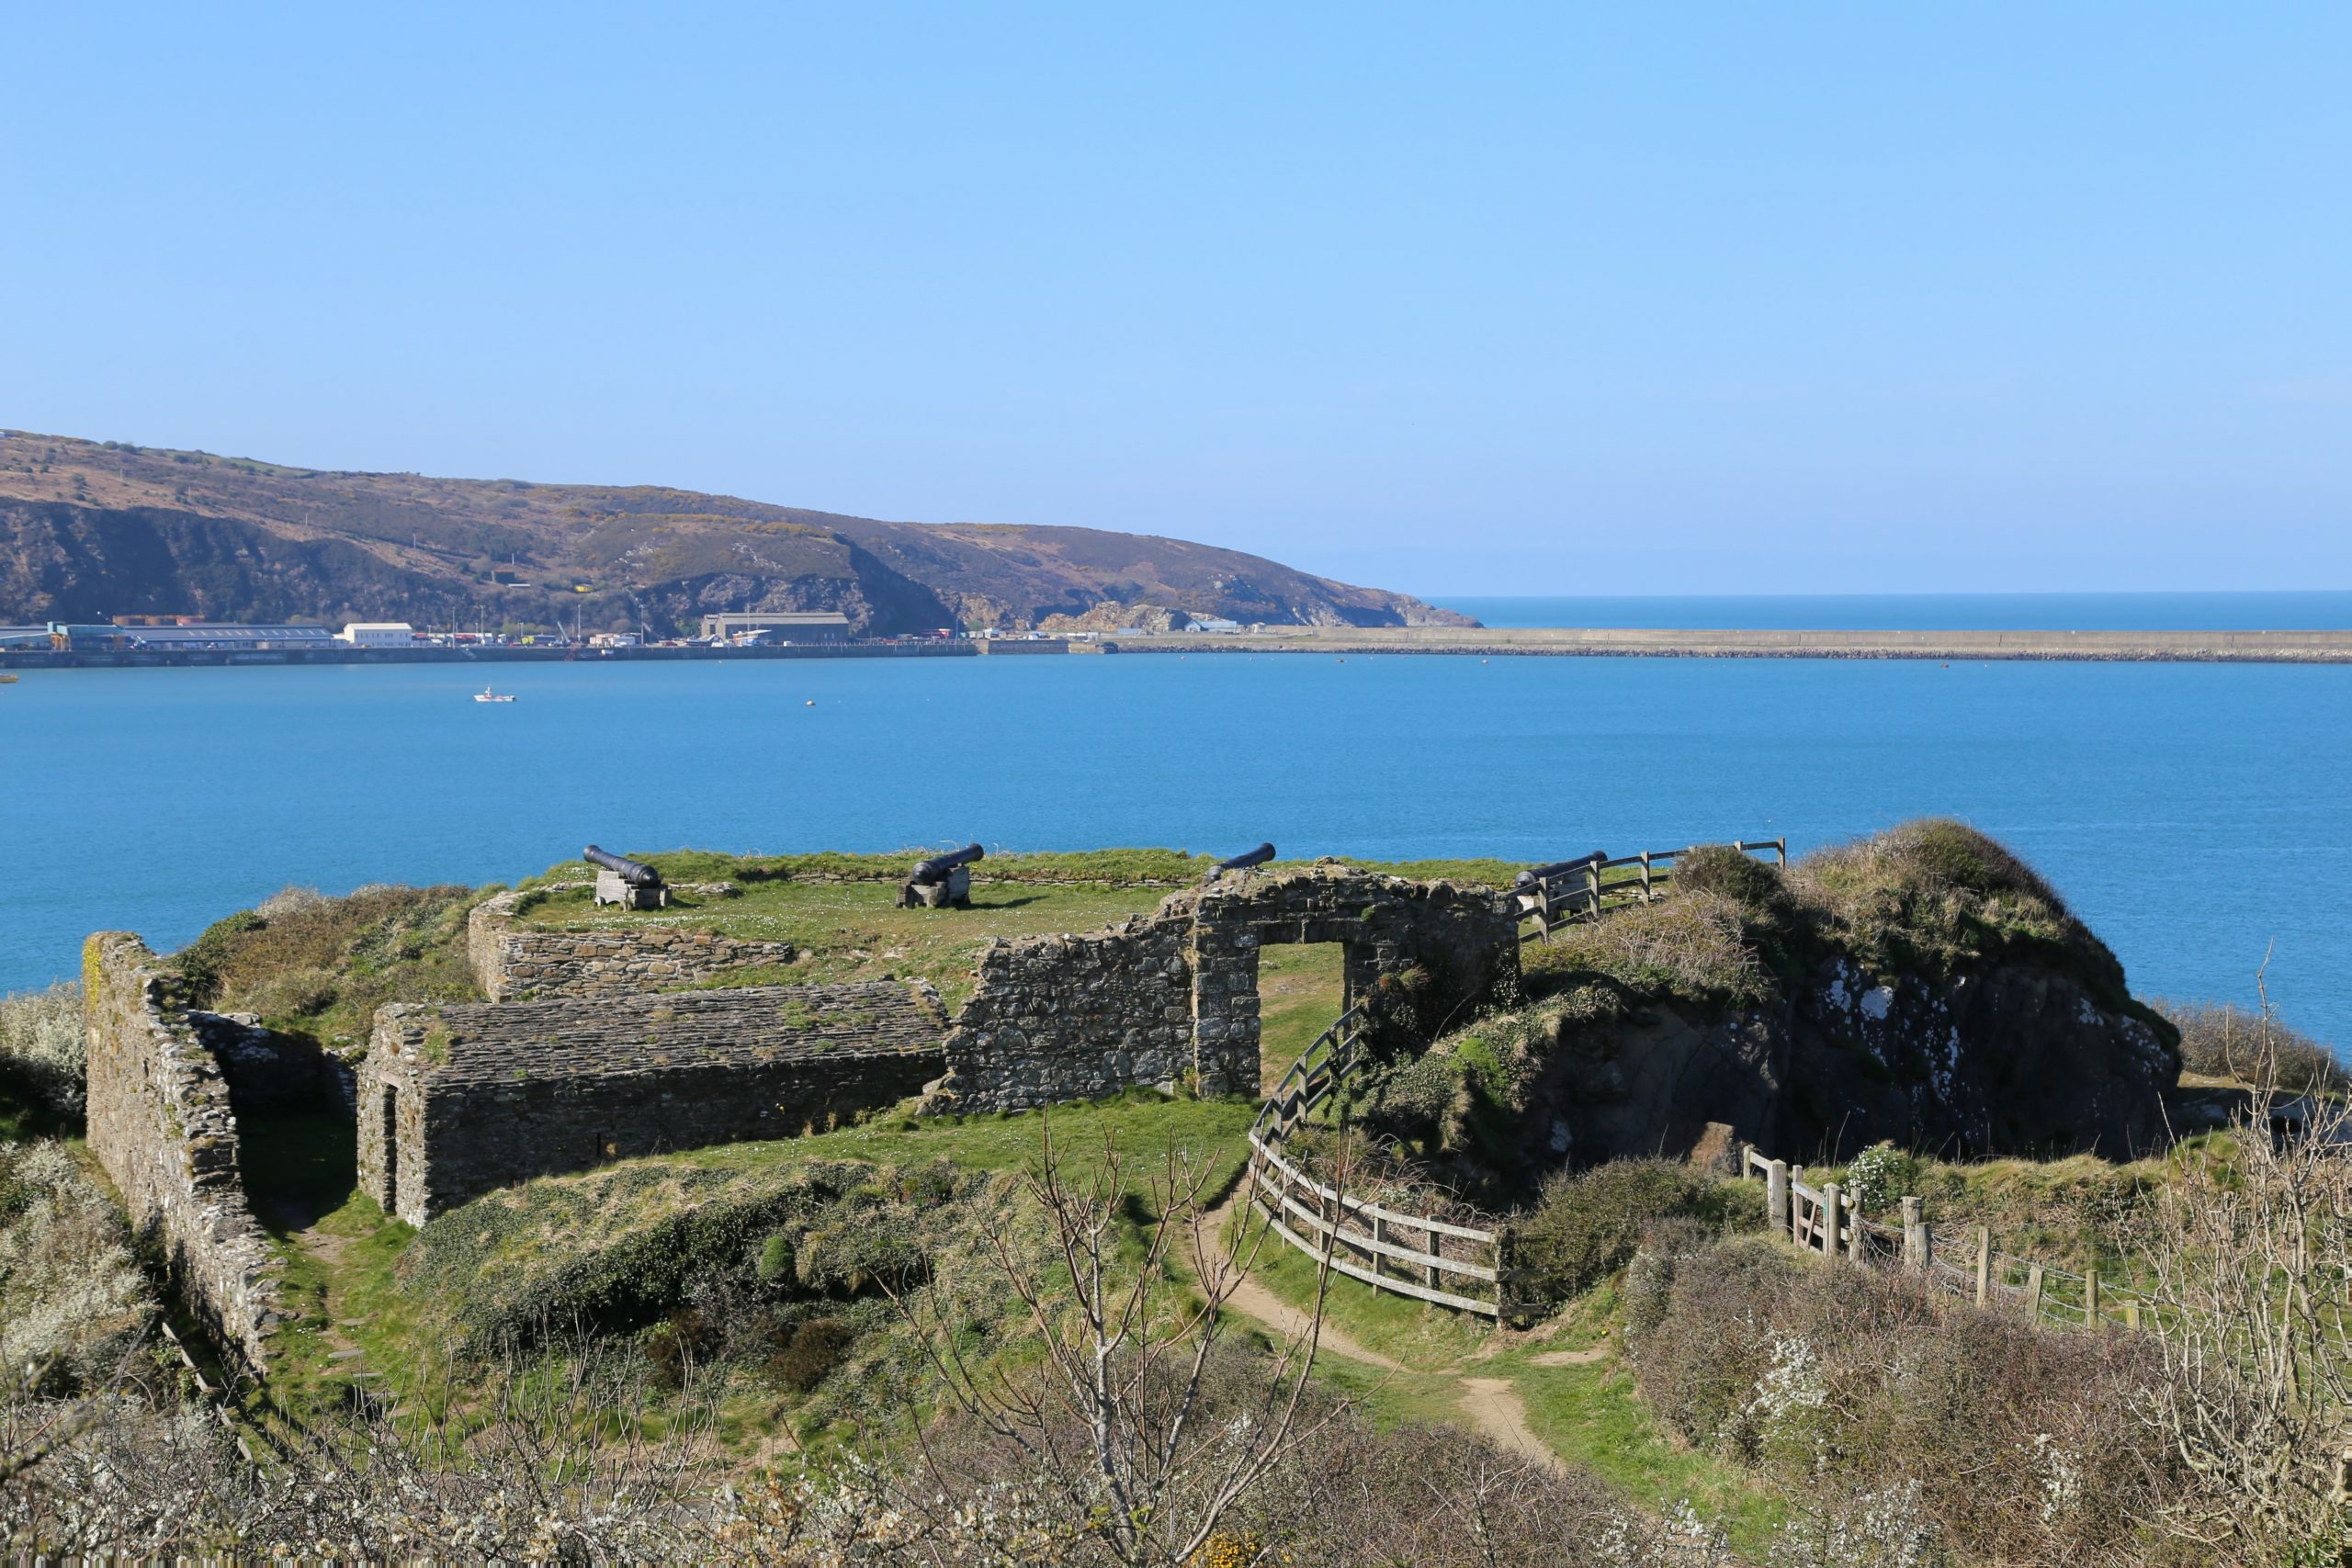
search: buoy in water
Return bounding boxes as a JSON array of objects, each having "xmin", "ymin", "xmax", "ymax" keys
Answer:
[{"xmin": 805, "ymin": 699, "xmax": 816, "ymax": 706}]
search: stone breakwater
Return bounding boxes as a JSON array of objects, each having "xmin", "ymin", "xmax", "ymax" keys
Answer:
[
  {"xmin": 468, "ymin": 890, "xmax": 797, "ymax": 1000},
  {"xmin": 359, "ymin": 980, "xmax": 950, "ymax": 1223},
  {"xmin": 1119, "ymin": 625, "xmax": 2352, "ymax": 663},
  {"xmin": 83, "ymin": 933, "xmax": 288, "ymax": 1373}
]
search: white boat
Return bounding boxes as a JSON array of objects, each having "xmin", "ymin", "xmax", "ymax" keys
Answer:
[{"xmin": 473, "ymin": 685, "xmax": 516, "ymax": 704}]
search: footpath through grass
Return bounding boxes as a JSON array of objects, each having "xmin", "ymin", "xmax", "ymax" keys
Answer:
[{"xmin": 1233, "ymin": 1201, "xmax": 1784, "ymax": 1556}]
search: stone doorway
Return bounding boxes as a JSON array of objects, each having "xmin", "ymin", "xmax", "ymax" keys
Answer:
[{"xmin": 1255, "ymin": 943, "xmax": 1350, "ymax": 1095}]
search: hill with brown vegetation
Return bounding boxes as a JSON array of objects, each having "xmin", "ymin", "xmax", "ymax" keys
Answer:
[{"xmin": 0, "ymin": 430, "xmax": 1472, "ymax": 637}]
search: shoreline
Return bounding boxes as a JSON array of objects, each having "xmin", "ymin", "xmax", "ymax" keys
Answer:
[{"xmin": 10, "ymin": 624, "xmax": 2352, "ymax": 669}]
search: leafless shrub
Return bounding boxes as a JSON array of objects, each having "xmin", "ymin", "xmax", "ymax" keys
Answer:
[
  {"xmin": 1628, "ymin": 1236, "xmax": 2174, "ymax": 1567},
  {"xmin": 2150, "ymin": 995, "xmax": 2343, "ymax": 1094},
  {"xmin": 2, "ymin": 1337, "xmax": 732, "ymax": 1561},
  {"xmin": 0, "ymin": 983, "xmax": 85, "ymax": 1118},
  {"xmin": 2126, "ymin": 989, "xmax": 2352, "ymax": 1562},
  {"xmin": 874, "ymin": 1120, "xmax": 1339, "ymax": 1565},
  {"xmin": 0, "ymin": 1142, "xmax": 155, "ymax": 1394}
]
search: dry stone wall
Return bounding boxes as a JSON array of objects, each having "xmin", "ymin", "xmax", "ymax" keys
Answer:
[
  {"xmin": 467, "ymin": 889, "xmax": 797, "ymax": 1000},
  {"xmin": 933, "ymin": 865, "xmax": 1520, "ymax": 1114},
  {"xmin": 83, "ymin": 933, "xmax": 288, "ymax": 1373},
  {"xmin": 938, "ymin": 916, "xmax": 1201, "ymax": 1112},
  {"xmin": 359, "ymin": 980, "xmax": 949, "ymax": 1222}
]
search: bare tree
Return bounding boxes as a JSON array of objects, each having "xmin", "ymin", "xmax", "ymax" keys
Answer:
[
  {"xmin": 2130, "ymin": 980, "xmax": 2352, "ymax": 1561},
  {"xmin": 877, "ymin": 1117, "xmax": 1345, "ymax": 1566}
]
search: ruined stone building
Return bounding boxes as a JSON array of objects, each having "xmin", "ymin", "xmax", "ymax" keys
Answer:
[{"xmin": 357, "ymin": 981, "xmax": 951, "ymax": 1223}]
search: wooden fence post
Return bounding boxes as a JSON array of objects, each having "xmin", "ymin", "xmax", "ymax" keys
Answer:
[
  {"xmin": 2124, "ymin": 1301, "xmax": 2141, "ymax": 1333},
  {"xmin": 2086, "ymin": 1271, "xmax": 2101, "ymax": 1328},
  {"xmin": 1641, "ymin": 850, "xmax": 1654, "ymax": 899},
  {"xmin": 1974, "ymin": 1227, "xmax": 1992, "ymax": 1307},
  {"xmin": 1494, "ymin": 1226, "xmax": 1519, "ymax": 1325},
  {"xmin": 1371, "ymin": 1212, "xmax": 1387, "ymax": 1284},
  {"xmin": 2026, "ymin": 1263, "xmax": 2045, "ymax": 1320},
  {"xmin": 1821, "ymin": 1183, "xmax": 1842, "ymax": 1260},
  {"xmin": 1848, "ymin": 1194, "xmax": 1865, "ymax": 1262},
  {"xmin": 1768, "ymin": 1159, "xmax": 1790, "ymax": 1234},
  {"xmin": 1901, "ymin": 1196, "xmax": 1927, "ymax": 1271}
]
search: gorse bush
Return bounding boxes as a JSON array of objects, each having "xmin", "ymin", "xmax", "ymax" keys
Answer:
[{"xmin": 0, "ymin": 983, "xmax": 85, "ymax": 1120}]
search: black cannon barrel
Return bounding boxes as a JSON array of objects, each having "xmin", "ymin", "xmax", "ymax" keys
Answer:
[
  {"xmin": 1512, "ymin": 850, "xmax": 1608, "ymax": 889},
  {"xmin": 583, "ymin": 844, "xmax": 662, "ymax": 887},
  {"xmin": 910, "ymin": 843, "xmax": 986, "ymax": 886},
  {"xmin": 1215, "ymin": 842, "xmax": 1277, "ymax": 872}
]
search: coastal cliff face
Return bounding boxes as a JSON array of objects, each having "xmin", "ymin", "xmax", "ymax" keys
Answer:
[
  {"xmin": 0, "ymin": 431, "xmax": 1470, "ymax": 634},
  {"xmin": 1352, "ymin": 823, "xmax": 2181, "ymax": 1194},
  {"xmin": 1463, "ymin": 953, "xmax": 2176, "ymax": 1179}
]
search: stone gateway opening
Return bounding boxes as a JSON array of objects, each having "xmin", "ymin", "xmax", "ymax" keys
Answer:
[{"xmin": 935, "ymin": 864, "xmax": 1520, "ymax": 1114}]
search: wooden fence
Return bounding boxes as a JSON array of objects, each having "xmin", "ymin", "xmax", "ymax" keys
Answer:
[
  {"xmin": 1513, "ymin": 837, "xmax": 1787, "ymax": 942},
  {"xmin": 1740, "ymin": 1147, "xmax": 2162, "ymax": 1334},
  {"xmin": 1245, "ymin": 1004, "xmax": 1516, "ymax": 1317}
]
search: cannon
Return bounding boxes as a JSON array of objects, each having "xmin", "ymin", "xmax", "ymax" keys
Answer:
[
  {"xmin": 1511, "ymin": 849, "xmax": 1609, "ymax": 942},
  {"xmin": 1511, "ymin": 851, "xmax": 1607, "ymax": 891},
  {"xmin": 584, "ymin": 844, "xmax": 668, "ymax": 910},
  {"xmin": 1209, "ymin": 842, "xmax": 1276, "ymax": 879},
  {"xmin": 899, "ymin": 843, "xmax": 984, "ymax": 909}
]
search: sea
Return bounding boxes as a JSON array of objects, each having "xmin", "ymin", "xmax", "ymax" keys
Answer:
[{"xmin": 6, "ymin": 592, "xmax": 2350, "ymax": 1045}]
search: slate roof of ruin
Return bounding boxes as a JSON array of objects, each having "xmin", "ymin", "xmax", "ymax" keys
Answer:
[{"xmin": 375, "ymin": 980, "xmax": 950, "ymax": 1085}]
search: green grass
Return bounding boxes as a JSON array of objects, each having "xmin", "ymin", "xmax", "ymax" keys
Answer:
[
  {"xmin": 1235, "ymin": 1201, "xmax": 1497, "ymax": 1371},
  {"xmin": 513, "ymin": 879, "xmax": 1170, "ymax": 1009},
  {"xmin": 1256, "ymin": 944, "xmax": 1348, "ymax": 1092},
  {"xmin": 1501, "ymin": 1342, "xmax": 1785, "ymax": 1556},
  {"xmin": 235, "ymin": 1112, "xmax": 423, "ymax": 1417},
  {"xmin": 669, "ymin": 1089, "xmax": 1259, "ymax": 1190}
]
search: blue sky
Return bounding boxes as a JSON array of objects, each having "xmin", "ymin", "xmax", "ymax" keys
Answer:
[{"xmin": 5, "ymin": 6, "xmax": 2346, "ymax": 595}]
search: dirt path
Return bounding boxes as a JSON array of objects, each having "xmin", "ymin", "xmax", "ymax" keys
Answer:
[
  {"xmin": 1456, "ymin": 1376, "xmax": 1571, "ymax": 1473},
  {"xmin": 1206, "ymin": 1197, "xmax": 1407, "ymax": 1371},
  {"xmin": 1206, "ymin": 1195, "xmax": 1568, "ymax": 1472}
]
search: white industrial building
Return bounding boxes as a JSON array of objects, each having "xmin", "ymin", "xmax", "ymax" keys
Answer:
[{"xmin": 338, "ymin": 622, "xmax": 418, "ymax": 647}]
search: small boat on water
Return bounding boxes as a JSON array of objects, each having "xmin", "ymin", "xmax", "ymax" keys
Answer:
[
  {"xmin": 473, "ymin": 685, "xmax": 516, "ymax": 704},
  {"xmin": 0, "ymin": 674, "xmax": 18, "ymax": 684}
]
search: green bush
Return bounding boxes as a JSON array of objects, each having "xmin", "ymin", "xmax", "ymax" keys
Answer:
[
  {"xmin": 795, "ymin": 1213, "xmax": 930, "ymax": 1295},
  {"xmin": 1840, "ymin": 1142, "xmax": 1922, "ymax": 1214},
  {"xmin": 1672, "ymin": 844, "xmax": 1788, "ymax": 911},
  {"xmin": 1515, "ymin": 1159, "xmax": 1731, "ymax": 1306},
  {"xmin": 763, "ymin": 1317, "xmax": 854, "ymax": 1393},
  {"xmin": 756, "ymin": 1233, "xmax": 796, "ymax": 1285}
]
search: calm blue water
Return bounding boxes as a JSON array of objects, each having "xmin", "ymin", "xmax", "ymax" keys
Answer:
[
  {"xmin": 6, "ymin": 654, "xmax": 2349, "ymax": 1045},
  {"xmin": 1446, "ymin": 592, "xmax": 2352, "ymax": 630}
]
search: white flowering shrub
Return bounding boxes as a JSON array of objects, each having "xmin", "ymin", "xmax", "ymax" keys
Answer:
[
  {"xmin": 0, "ymin": 1141, "xmax": 153, "ymax": 1393},
  {"xmin": 0, "ymin": 984, "xmax": 85, "ymax": 1119},
  {"xmin": 1841, "ymin": 1142, "xmax": 1917, "ymax": 1214}
]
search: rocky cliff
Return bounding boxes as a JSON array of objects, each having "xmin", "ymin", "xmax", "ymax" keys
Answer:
[
  {"xmin": 0, "ymin": 430, "xmax": 1472, "ymax": 635},
  {"xmin": 1354, "ymin": 823, "xmax": 2180, "ymax": 1195}
]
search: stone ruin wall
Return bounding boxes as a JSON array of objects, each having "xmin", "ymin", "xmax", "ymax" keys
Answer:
[
  {"xmin": 82, "ymin": 933, "xmax": 288, "ymax": 1374},
  {"xmin": 939, "ymin": 916, "xmax": 1205, "ymax": 1112},
  {"xmin": 935, "ymin": 867, "xmax": 1521, "ymax": 1114},
  {"xmin": 467, "ymin": 889, "xmax": 799, "ymax": 1001},
  {"xmin": 359, "ymin": 981, "xmax": 950, "ymax": 1223}
]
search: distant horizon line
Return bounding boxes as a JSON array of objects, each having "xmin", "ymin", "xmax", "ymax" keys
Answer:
[{"xmin": 1428, "ymin": 588, "xmax": 2352, "ymax": 601}]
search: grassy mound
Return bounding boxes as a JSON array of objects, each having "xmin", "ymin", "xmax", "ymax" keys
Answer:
[{"xmin": 172, "ymin": 883, "xmax": 484, "ymax": 1052}]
